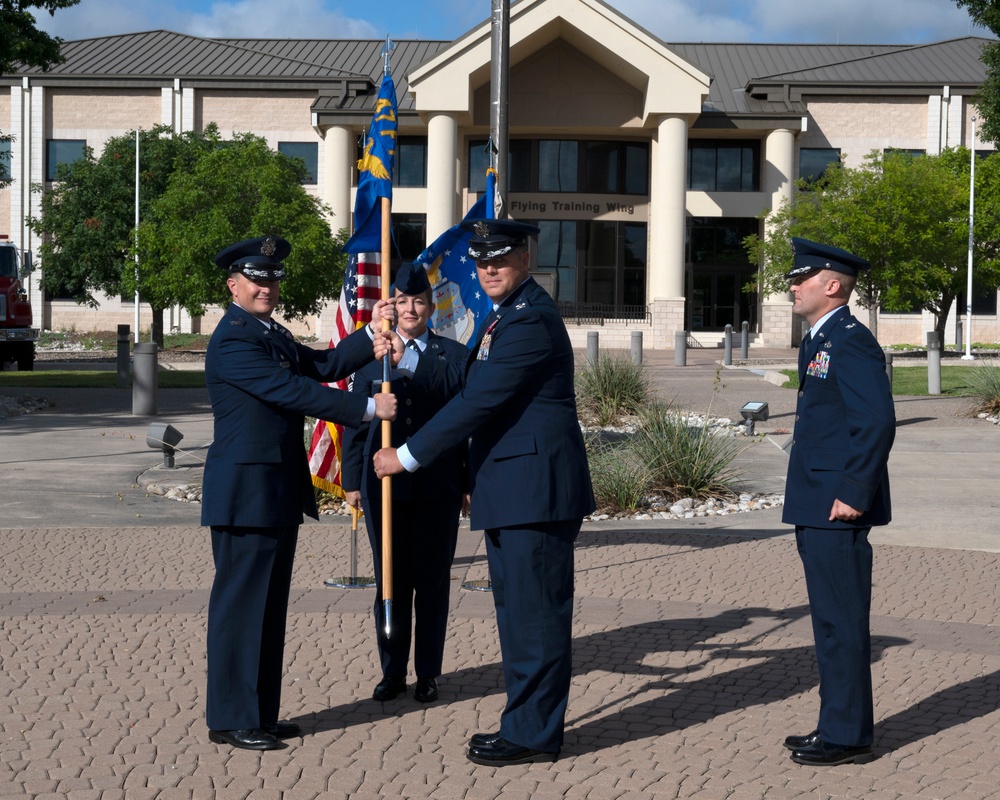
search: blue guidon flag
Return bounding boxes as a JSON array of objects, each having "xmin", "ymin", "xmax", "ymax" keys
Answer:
[{"xmin": 412, "ymin": 168, "xmax": 498, "ymax": 347}]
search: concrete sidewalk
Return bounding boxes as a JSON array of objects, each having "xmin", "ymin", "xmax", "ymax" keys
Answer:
[{"xmin": 1, "ymin": 348, "xmax": 999, "ymax": 799}]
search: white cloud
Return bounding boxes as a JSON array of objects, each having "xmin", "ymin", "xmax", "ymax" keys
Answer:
[
  {"xmin": 33, "ymin": 0, "xmax": 379, "ymax": 40},
  {"xmin": 185, "ymin": 0, "xmax": 379, "ymax": 39},
  {"xmin": 604, "ymin": 0, "xmax": 984, "ymax": 43},
  {"xmin": 31, "ymin": 0, "xmax": 990, "ymax": 44},
  {"xmin": 752, "ymin": 0, "xmax": 985, "ymax": 43},
  {"xmin": 600, "ymin": 0, "xmax": 757, "ymax": 42}
]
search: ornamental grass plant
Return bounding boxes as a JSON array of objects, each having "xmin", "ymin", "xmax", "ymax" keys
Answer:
[
  {"xmin": 575, "ymin": 353, "xmax": 650, "ymax": 427},
  {"xmin": 627, "ymin": 399, "xmax": 746, "ymax": 502},
  {"xmin": 966, "ymin": 360, "xmax": 1000, "ymax": 416},
  {"xmin": 586, "ymin": 436, "xmax": 653, "ymax": 513}
]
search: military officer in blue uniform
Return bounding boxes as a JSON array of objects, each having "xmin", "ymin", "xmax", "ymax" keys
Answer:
[
  {"xmin": 372, "ymin": 219, "xmax": 595, "ymax": 766},
  {"xmin": 341, "ymin": 262, "xmax": 468, "ymax": 704},
  {"xmin": 781, "ymin": 237, "xmax": 895, "ymax": 766},
  {"xmin": 202, "ymin": 235, "xmax": 398, "ymax": 751}
]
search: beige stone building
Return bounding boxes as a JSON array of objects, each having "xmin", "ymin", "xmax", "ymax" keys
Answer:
[{"xmin": 2, "ymin": 0, "xmax": 996, "ymax": 348}]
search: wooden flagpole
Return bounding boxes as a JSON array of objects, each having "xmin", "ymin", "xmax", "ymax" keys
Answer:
[
  {"xmin": 378, "ymin": 34, "xmax": 397, "ymax": 638},
  {"xmin": 379, "ymin": 194, "xmax": 393, "ymax": 638}
]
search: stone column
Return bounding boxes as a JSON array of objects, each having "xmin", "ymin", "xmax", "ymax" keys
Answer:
[
  {"xmin": 761, "ymin": 127, "xmax": 796, "ymax": 347},
  {"xmin": 425, "ymin": 113, "xmax": 458, "ymax": 243},
  {"xmin": 648, "ymin": 115, "xmax": 688, "ymax": 347},
  {"xmin": 322, "ymin": 125, "xmax": 354, "ymax": 237}
]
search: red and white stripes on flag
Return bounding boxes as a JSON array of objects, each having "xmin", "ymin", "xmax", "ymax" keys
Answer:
[{"xmin": 307, "ymin": 251, "xmax": 381, "ymax": 495}]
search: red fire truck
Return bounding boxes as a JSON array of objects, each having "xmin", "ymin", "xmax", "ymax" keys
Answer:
[{"xmin": 0, "ymin": 235, "xmax": 38, "ymax": 371}]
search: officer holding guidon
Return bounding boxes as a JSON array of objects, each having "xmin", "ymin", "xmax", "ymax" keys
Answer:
[{"xmin": 202, "ymin": 235, "xmax": 397, "ymax": 751}]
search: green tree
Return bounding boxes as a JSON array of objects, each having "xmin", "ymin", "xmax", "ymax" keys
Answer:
[
  {"xmin": 28, "ymin": 126, "xmax": 346, "ymax": 346},
  {"xmin": 0, "ymin": 0, "xmax": 78, "ymax": 75},
  {"xmin": 1, "ymin": 0, "xmax": 81, "ymax": 184},
  {"xmin": 135, "ymin": 132, "xmax": 347, "ymax": 329},
  {"xmin": 955, "ymin": 1, "xmax": 1000, "ymax": 144},
  {"xmin": 28, "ymin": 125, "xmax": 220, "ymax": 344},
  {"xmin": 745, "ymin": 150, "xmax": 975, "ymax": 339}
]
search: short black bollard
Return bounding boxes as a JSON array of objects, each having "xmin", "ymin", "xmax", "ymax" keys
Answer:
[
  {"xmin": 740, "ymin": 321, "xmax": 750, "ymax": 360},
  {"xmin": 884, "ymin": 351, "xmax": 893, "ymax": 387},
  {"xmin": 116, "ymin": 324, "xmax": 130, "ymax": 389},
  {"xmin": 723, "ymin": 324, "xmax": 733, "ymax": 366}
]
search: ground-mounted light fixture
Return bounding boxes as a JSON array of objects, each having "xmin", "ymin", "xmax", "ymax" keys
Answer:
[
  {"xmin": 739, "ymin": 401, "xmax": 769, "ymax": 436},
  {"xmin": 147, "ymin": 422, "xmax": 184, "ymax": 468}
]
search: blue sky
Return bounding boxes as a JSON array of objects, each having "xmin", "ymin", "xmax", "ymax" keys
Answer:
[{"xmin": 32, "ymin": 0, "xmax": 987, "ymax": 45}]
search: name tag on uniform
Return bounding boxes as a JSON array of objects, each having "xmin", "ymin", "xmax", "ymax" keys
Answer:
[{"xmin": 806, "ymin": 350, "xmax": 830, "ymax": 378}]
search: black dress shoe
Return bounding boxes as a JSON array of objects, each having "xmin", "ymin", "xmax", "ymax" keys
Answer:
[
  {"xmin": 372, "ymin": 676, "xmax": 406, "ymax": 701},
  {"xmin": 467, "ymin": 736, "xmax": 558, "ymax": 766},
  {"xmin": 791, "ymin": 739, "xmax": 875, "ymax": 766},
  {"xmin": 208, "ymin": 728, "xmax": 285, "ymax": 751},
  {"xmin": 262, "ymin": 721, "xmax": 302, "ymax": 739},
  {"xmin": 414, "ymin": 677, "xmax": 439, "ymax": 703},
  {"xmin": 469, "ymin": 731, "xmax": 501, "ymax": 748},
  {"xmin": 784, "ymin": 730, "xmax": 820, "ymax": 751}
]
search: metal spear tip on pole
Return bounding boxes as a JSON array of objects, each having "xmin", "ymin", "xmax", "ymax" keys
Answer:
[
  {"xmin": 383, "ymin": 600, "xmax": 392, "ymax": 637},
  {"xmin": 381, "ymin": 34, "xmax": 395, "ymax": 76}
]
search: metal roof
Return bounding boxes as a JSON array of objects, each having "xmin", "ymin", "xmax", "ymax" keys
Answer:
[
  {"xmin": 669, "ymin": 38, "xmax": 992, "ymax": 116},
  {"xmin": 5, "ymin": 29, "xmax": 993, "ymax": 121}
]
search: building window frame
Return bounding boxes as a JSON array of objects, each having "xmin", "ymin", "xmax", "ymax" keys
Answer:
[
  {"xmin": 799, "ymin": 147, "xmax": 841, "ymax": 184},
  {"xmin": 687, "ymin": 139, "xmax": 760, "ymax": 192},
  {"xmin": 46, "ymin": 139, "xmax": 87, "ymax": 181},
  {"xmin": 393, "ymin": 136, "xmax": 428, "ymax": 188},
  {"xmin": 277, "ymin": 141, "xmax": 318, "ymax": 184}
]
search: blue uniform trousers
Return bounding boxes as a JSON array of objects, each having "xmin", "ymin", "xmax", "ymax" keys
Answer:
[
  {"xmin": 486, "ymin": 520, "xmax": 578, "ymax": 753},
  {"xmin": 206, "ymin": 525, "xmax": 298, "ymax": 731},
  {"xmin": 362, "ymin": 495, "xmax": 461, "ymax": 680},
  {"xmin": 795, "ymin": 525, "xmax": 874, "ymax": 747}
]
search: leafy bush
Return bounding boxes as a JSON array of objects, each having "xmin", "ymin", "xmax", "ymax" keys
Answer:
[
  {"xmin": 628, "ymin": 400, "xmax": 746, "ymax": 501},
  {"xmin": 966, "ymin": 360, "xmax": 1000, "ymax": 415},
  {"xmin": 576, "ymin": 353, "xmax": 650, "ymax": 426}
]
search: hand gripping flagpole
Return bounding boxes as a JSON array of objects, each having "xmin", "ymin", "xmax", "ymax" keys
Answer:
[{"xmin": 379, "ymin": 34, "xmax": 396, "ymax": 638}]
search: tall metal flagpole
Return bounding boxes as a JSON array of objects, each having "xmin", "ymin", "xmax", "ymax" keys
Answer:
[
  {"xmin": 379, "ymin": 35, "xmax": 396, "ymax": 637},
  {"xmin": 134, "ymin": 130, "xmax": 140, "ymax": 343},
  {"xmin": 963, "ymin": 116, "xmax": 976, "ymax": 361},
  {"xmin": 490, "ymin": 0, "xmax": 510, "ymax": 219}
]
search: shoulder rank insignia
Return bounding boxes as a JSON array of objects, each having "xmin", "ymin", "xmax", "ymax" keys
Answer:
[
  {"xmin": 515, "ymin": 301, "xmax": 527, "ymax": 310},
  {"xmin": 845, "ymin": 322, "xmax": 857, "ymax": 329}
]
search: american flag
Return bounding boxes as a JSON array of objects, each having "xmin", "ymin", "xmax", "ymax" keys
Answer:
[{"xmin": 307, "ymin": 251, "xmax": 381, "ymax": 495}]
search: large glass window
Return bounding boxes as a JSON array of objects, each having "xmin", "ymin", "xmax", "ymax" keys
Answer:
[
  {"xmin": 686, "ymin": 217, "xmax": 758, "ymax": 330},
  {"xmin": 538, "ymin": 140, "xmax": 578, "ymax": 192},
  {"xmin": 687, "ymin": 140, "xmax": 759, "ymax": 191},
  {"xmin": 535, "ymin": 220, "xmax": 647, "ymax": 312},
  {"xmin": 799, "ymin": 147, "xmax": 841, "ymax": 183},
  {"xmin": 584, "ymin": 142, "xmax": 649, "ymax": 194},
  {"xmin": 468, "ymin": 138, "xmax": 647, "ymax": 195},
  {"xmin": 394, "ymin": 136, "xmax": 427, "ymax": 187},
  {"xmin": 536, "ymin": 220, "xmax": 578, "ymax": 302},
  {"xmin": 278, "ymin": 141, "xmax": 318, "ymax": 183},
  {"xmin": 46, "ymin": 139, "xmax": 86, "ymax": 181},
  {"xmin": 391, "ymin": 213, "xmax": 426, "ymax": 263},
  {"xmin": 468, "ymin": 139, "xmax": 531, "ymax": 192},
  {"xmin": 0, "ymin": 138, "xmax": 10, "ymax": 182}
]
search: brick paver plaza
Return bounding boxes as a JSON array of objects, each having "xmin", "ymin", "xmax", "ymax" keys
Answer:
[{"xmin": 1, "ymin": 349, "xmax": 998, "ymax": 799}]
